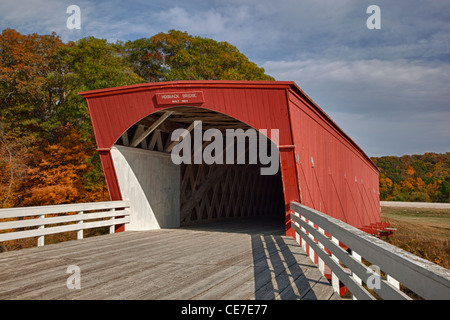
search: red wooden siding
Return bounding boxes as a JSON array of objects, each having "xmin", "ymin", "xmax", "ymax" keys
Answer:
[{"xmin": 287, "ymin": 90, "xmax": 380, "ymax": 228}]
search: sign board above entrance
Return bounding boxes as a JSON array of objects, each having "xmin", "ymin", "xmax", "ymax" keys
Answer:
[{"xmin": 155, "ymin": 91, "xmax": 204, "ymax": 106}]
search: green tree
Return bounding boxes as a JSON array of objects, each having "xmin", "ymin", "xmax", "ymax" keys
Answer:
[
  {"xmin": 437, "ymin": 180, "xmax": 450, "ymax": 202},
  {"xmin": 0, "ymin": 31, "xmax": 145, "ymax": 206},
  {"xmin": 372, "ymin": 153, "xmax": 450, "ymax": 203},
  {"xmin": 0, "ymin": 28, "xmax": 65, "ymax": 143},
  {"xmin": 54, "ymin": 37, "xmax": 144, "ymax": 139},
  {"xmin": 125, "ymin": 30, "xmax": 274, "ymax": 82}
]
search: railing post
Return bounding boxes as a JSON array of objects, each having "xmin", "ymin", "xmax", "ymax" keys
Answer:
[
  {"xmin": 77, "ymin": 211, "xmax": 83, "ymax": 240},
  {"xmin": 300, "ymin": 215, "xmax": 307, "ymax": 251},
  {"xmin": 387, "ymin": 274, "xmax": 400, "ymax": 290},
  {"xmin": 307, "ymin": 220, "xmax": 316, "ymax": 263},
  {"xmin": 37, "ymin": 214, "xmax": 45, "ymax": 247},
  {"xmin": 109, "ymin": 208, "xmax": 115, "ymax": 234},
  {"xmin": 317, "ymin": 227, "xmax": 326, "ymax": 276},
  {"xmin": 294, "ymin": 213, "xmax": 301, "ymax": 245},
  {"xmin": 295, "ymin": 228, "xmax": 301, "ymax": 244},
  {"xmin": 331, "ymin": 236, "xmax": 340, "ymax": 294},
  {"xmin": 351, "ymin": 250, "xmax": 363, "ymax": 300}
]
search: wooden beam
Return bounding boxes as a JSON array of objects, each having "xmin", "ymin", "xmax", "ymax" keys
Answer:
[
  {"xmin": 130, "ymin": 125, "xmax": 145, "ymax": 148},
  {"xmin": 164, "ymin": 120, "xmax": 199, "ymax": 153},
  {"xmin": 148, "ymin": 129, "xmax": 158, "ymax": 150},
  {"xmin": 130, "ymin": 111, "xmax": 174, "ymax": 147},
  {"xmin": 180, "ymin": 165, "xmax": 227, "ymax": 222},
  {"xmin": 121, "ymin": 131, "xmax": 129, "ymax": 146}
]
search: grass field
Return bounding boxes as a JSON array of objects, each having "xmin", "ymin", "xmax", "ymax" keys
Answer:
[{"xmin": 380, "ymin": 206, "xmax": 450, "ymax": 269}]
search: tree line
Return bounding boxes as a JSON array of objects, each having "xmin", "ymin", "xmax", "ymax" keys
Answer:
[{"xmin": 371, "ymin": 153, "xmax": 450, "ymax": 203}]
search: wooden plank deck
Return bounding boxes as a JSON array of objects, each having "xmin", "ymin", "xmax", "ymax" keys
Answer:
[{"xmin": 0, "ymin": 218, "xmax": 340, "ymax": 300}]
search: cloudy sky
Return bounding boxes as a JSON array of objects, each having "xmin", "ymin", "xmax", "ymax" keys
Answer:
[{"xmin": 1, "ymin": 0, "xmax": 449, "ymax": 157}]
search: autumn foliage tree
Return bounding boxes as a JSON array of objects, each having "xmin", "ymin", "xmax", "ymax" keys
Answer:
[
  {"xmin": 125, "ymin": 29, "xmax": 274, "ymax": 82},
  {"xmin": 15, "ymin": 124, "xmax": 109, "ymax": 206},
  {"xmin": 0, "ymin": 29, "xmax": 65, "ymax": 208},
  {"xmin": 372, "ymin": 153, "xmax": 450, "ymax": 203},
  {"xmin": 0, "ymin": 29, "xmax": 66, "ymax": 143}
]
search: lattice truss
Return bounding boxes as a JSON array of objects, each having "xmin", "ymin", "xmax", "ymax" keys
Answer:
[{"xmin": 115, "ymin": 107, "xmax": 285, "ymax": 225}]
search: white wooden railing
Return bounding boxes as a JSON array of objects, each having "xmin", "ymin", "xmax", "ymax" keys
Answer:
[
  {"xmin": 290, "ymin": 201, "xmax": 450, "ymax": 300},
  {"xmin": 0, "ymin": 201, "xmax": 130, "ymax": 247}
]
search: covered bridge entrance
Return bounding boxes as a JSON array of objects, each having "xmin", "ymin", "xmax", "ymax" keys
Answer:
[{"xmin": 80, "ymin": 81, "xmax": 381, "ymax": 237}]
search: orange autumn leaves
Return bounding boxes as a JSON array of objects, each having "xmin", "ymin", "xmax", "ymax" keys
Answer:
[
  {"xmin": 19, "ymin": 125, "xmax": 109, "ymax": 207},
  {"xmin": 0, "ymin": 125, "xmax": 109, "ymax": 208},
  {"xmin": 372, "ymin": 153, "xmax": 450, "ymax": 203}
]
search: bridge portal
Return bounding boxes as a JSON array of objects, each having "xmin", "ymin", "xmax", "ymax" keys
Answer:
[
  {"xmin": 80, "ymin": 81, "xmax": 380, "ymax": 236},
  {"xmin": 109, "ymin": 106, "xmax": 285, "ymax": 230}
]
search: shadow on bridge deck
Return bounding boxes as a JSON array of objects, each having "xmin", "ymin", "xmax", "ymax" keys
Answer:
[
  {"xmin": 0, "ymin": 217, "xmax": 339, "ymax": 300},
  {"xmin": 183, "ymin": 217, "xmax": 338, "ymax": 300}
]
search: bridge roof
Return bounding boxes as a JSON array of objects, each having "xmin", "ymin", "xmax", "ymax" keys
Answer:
[{"xmin": 79, "ymin": 80, "xmax": 376, "ymax": 171}]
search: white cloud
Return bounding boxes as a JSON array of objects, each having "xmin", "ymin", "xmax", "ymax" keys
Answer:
[
  {"xmin": 156, "ymin": 7, "xmax": 227, "ymax": 35},
  {"xmin": 150, "ymin": 4, "xmax": 275, "ymax": 56},
  {"xmin": 0, "ymin": 0, "xmax": 66, "ymax": 32}
]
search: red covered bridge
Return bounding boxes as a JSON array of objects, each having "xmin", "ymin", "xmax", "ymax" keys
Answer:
[
  {"xmin": 79, "ymin": 80, "xmax": 382, "ymax": 236},
  {"xmin": 1, "ymin": 80, "xmax": 449, "ymax": 301}
]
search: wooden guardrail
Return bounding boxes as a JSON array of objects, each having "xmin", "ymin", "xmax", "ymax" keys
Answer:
[
  {"xmin": 290, "ymin": 201, "xmax": 450, "ymax": 300},
  {"xmin": 0, "ymin": 201, "xmax": 130, "ymax": 247}
]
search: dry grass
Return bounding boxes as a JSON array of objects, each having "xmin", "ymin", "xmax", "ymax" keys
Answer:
[{"xmin": 381, "ymin": 206, "xmax": 450, "ymax": 269}]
